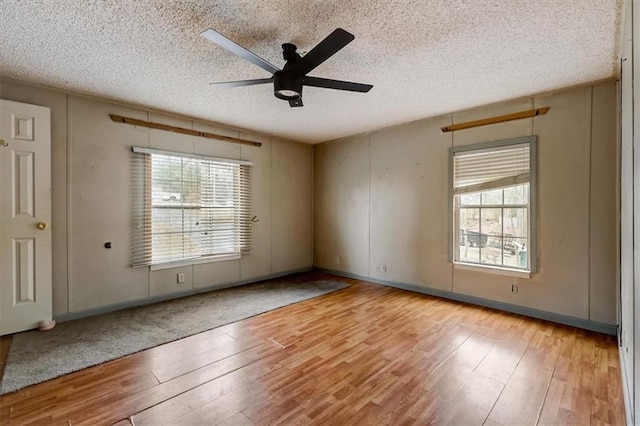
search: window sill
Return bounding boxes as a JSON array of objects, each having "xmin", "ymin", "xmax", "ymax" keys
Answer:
[
  {"xmin": 453, "ymin": 262, "xmax": 531, "ymax": 279},
  {"xmin": 150, "ymin": 253, "xmax": 241, "ymax": 271}
]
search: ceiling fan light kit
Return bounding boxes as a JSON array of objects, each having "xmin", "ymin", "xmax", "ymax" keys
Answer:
[
  {"xmin": 202, "ymin": 27, "xmax": 373, "ymax": 108},
  {"xmin": 273, "ymin": 73, "xmax": 303, "ymax": 101}
]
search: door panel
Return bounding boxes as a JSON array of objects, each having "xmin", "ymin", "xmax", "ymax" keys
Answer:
[
  {"xmin": 14, "ymin": 150, "xmax": 35, "ymax": 216},
  {"xmin": 15, "ymin": 238, "xmax": 35, "ymax": 303},
  {"xmin": 0, "ymin": 99, "xmax": 52, "ymax": 335}
]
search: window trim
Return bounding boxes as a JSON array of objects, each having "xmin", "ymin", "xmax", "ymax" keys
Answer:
[
  {"xmin": 149, "ymin": 253, "xmax": 241, "ymax": 271},
  {"xmin": 448, "ymin": 135, "xmax": 537, "ymax": 274},
  {"xmin": 453, "ymin": 262, "xmax": 531, "ymax": 279},
  {"xmin": 132, "ymin": 147, "xmax": 253, "ymax": 166},
  {"xmin": 131, "ymin": 146, "xmax": 253, "ymax": 268}
]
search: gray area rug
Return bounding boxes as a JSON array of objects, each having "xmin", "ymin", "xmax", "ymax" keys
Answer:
[{"xmin": 0, "ymin": 278, "xmax": 348, "ymax": 394}]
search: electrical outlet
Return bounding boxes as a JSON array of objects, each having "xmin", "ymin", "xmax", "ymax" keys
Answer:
[
  {"xmin": 511, "ymin": 284, "xmax": 518, "ymax": 293},
  {"xmin": 375, "ymin": 264, "xmax": 380, "ymax": 272},
  {"xmin": 335, "ymin": 256, "xmax": 340, "ymax": 265},
  {"xmin": 382, "ymin": 265, "xmax": 387, "ymax": 272},
  {"xmin": 177, "ymin": 273, "xmax": 185, "ymax": 284}
]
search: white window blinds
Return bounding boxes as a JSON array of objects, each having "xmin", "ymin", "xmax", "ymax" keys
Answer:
[
  {"xmin": 132, "ymin": 147, "xmax": 252, "ymax": 267},
  {"xmin": 453, "ymin": 143, "xmax": 530, "ymax": 195}
]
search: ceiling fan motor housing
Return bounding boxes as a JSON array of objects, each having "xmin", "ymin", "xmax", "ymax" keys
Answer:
[
  {"xmin": 273, "ymin": 70, "xmax": 303, "ymax": 100},
  {"xmin": 273, "ymin": 43, "xmax": 304, "ymax": 100}
]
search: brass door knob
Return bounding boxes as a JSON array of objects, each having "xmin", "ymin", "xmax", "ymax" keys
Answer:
[
  {"xmin": 0, "ymin": 139, "xmax": 7, "ymax": 147},
  {"xmin": 36, "ymin": 222, "xmax": 47, "ymax": 230}
]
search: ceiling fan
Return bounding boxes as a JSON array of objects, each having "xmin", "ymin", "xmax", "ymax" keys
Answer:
[{"xmin": 201, "ymin": 28, "xmax": 373, "ymax": 107}]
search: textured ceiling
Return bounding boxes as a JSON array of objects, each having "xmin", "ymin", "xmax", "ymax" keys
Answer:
[{"xmin": 0, "ymin": 1, "xmax": 622, "ymax": 144}]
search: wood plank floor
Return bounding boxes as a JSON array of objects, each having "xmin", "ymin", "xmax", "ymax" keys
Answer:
[{"xmin": 0, "ymin": 272, "xmax": 625, "ymax": 425}]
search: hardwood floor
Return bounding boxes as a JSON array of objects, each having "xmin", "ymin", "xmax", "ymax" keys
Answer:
[{"xmin": 0, "ymin": 272, "xmax": 625, "ymax": 425}]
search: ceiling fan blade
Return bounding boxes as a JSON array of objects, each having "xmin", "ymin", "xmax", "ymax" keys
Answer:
[
  {"xmin": 304, "ymin": 76, "xmax": 373, "ymax": 93},
  {"xmin": 201, "ymin": 29, "xmax": 280, "ymax": 74},
  {"xmin": 289, "ymin": 98, "xmax": 303, "ymax": 107},
  {"xmin": 210, "ymin": 78, "xmax": 274, "ymax": 88},
  {"xmin": 292, "ymin": 28, "xmax": 355, "ymax": 76}
]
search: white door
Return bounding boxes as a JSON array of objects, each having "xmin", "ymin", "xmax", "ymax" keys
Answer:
[{"xmin": 0, "ymin": 99, "xmax": 52, "ymax": 335}]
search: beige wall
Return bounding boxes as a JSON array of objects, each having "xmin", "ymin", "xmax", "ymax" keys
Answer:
[
  {"xmin": 1, "ymin": 77, "xmax": 313, "ymax": 316},
  {"xmin": 0, "ymin": 76, "xmax": 617, "ymax": 327},
  {"xmin": 315, "ymin": 81, "xmax": 618, "ymax": 325}
]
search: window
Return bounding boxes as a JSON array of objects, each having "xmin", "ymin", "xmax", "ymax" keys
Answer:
[
  {"xmin": 132, "ymin": 147, "xmax": 252, "ymax": 268},
  {"xmin": 450, "ymin": 136, "xmax": 536, "ymax": 273}
]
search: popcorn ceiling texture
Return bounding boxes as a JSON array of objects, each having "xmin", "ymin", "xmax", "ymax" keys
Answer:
[{"xmin": 0, "ymin": 0, "xmax": 622, "ymax": 143}]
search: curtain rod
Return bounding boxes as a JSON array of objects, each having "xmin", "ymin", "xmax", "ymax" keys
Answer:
[
  {"xmin": 441, "ymin": 107, "xmax": 550, "ymax": 133},
  {"xmin": 109, "ymin": 114, "xmax": 262, "ymax": 147}
]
